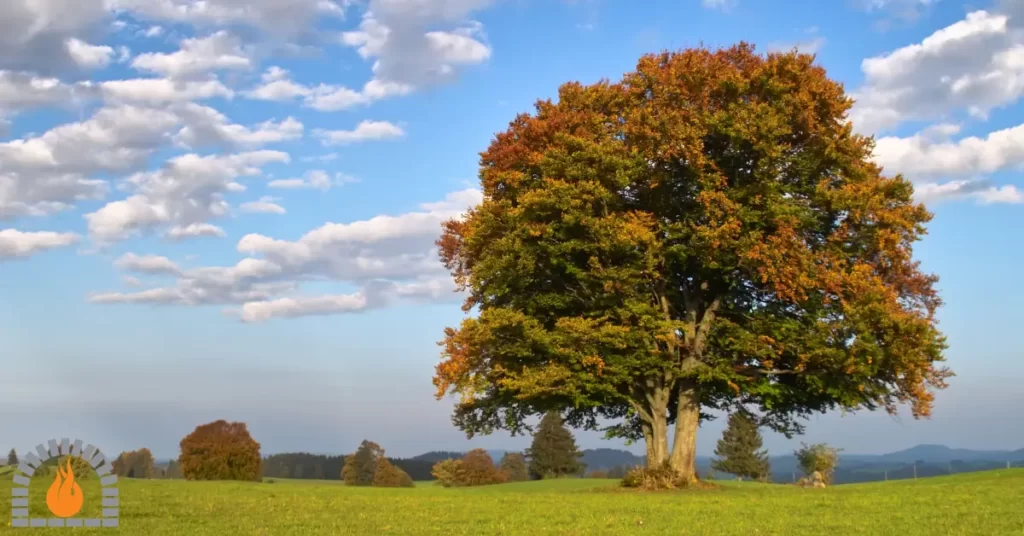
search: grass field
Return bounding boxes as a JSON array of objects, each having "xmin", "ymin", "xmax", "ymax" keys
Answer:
[{"xmin": 2, "ymin": 469, "xmax": 1023, "ymax": 534}]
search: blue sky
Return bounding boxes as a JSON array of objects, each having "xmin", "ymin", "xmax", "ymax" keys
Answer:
[{"xmin": 2, "ymin": 0, "xmax": 1022, "ymax": 460}]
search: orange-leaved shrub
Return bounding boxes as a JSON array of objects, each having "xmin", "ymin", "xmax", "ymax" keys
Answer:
[
  {"xmin": 431, "ymin": 449, "xmax": 507, "ymax": 487},
  {"xmin": 178, "ymin": 420, "xmax": 262, "ymax": 481}
]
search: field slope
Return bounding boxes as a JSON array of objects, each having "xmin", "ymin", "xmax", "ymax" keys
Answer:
[{"xmin": 2, "ymin": 469, "xmax": 1023, "ymax": 535}]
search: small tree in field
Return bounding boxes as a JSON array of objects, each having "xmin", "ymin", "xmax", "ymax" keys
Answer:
[
  {"xmin": 342, "ymin": 440, "xmax": 384, "ymax": 486},
  {"xmin": 372, "ymin": 457, "xmax": 415, "ymax": 487},
  {"xmin": 431, "ymin": 450, "xmax": 507, "ymax": 487},
  {"xmin": 526, "ymin": 411, "xmax": 585, "ymax": 479},
  {"xmin": 499, "ymin": 452, "xmax": 529, "ymax": 482},
  {"xmin": 113, "ymin": 448, "xmax": 156, "ymax": 479},
  {"xmin": 7, "ymin": 449, "xmax": 17, "ymax": 466},
  {"xmin": 178, "ymin": 420, "xmax": 262, "ymax": 481},
  {"xmin": 433, "ymin": 43, "xmax": 951, "ymax": 485},
  {"xmin": 459, "ymin": 449, "xmax": 508, "ymax": 486},
  {"xmin": 430, "ymin": 459, "xmax": 462, "ymax": 488},
  {"xmin": 711, "ymin": 413, "xmax": 770, "ymax": 481},
  {"xmin": 794, "ymin": 443, "xmax": 841, "ymax": 484}
]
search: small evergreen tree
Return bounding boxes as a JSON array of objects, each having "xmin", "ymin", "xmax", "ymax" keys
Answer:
[
  {"xmin": 711, "ymin": 412, "xmax": 771, "ymax": 481},
  {"xmin": 7, "ymin": 449, "xmax": 17, "ymax": 466},
  {"xmin": 526, "ymin": 411, "xmax": 584, "ymax": 479},
  {"xmin": 499, "ymin": 452, "xmax": 528, "ymax": 482}
]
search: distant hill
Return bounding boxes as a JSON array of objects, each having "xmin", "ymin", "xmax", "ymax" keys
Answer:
[{"xmin": 579, "ymin": 448, "xmax": 644, "ymax": 470}]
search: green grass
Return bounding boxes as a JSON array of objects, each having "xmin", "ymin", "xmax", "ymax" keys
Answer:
[{"xmin": 2, "ymin": 469, "xmax": 1023, "ymax": 534}]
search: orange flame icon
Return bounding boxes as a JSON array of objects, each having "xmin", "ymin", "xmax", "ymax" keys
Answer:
[{"xmin": 46, "ymin": 458, "xmax": 84, "ymax": 518}]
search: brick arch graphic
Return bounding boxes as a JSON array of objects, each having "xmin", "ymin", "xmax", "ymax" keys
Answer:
[{"xmin": 10, "ymin": 438, "xmax": 119, "ymax": 528}]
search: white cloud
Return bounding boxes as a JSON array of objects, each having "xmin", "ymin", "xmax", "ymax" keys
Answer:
[
  {"xmin": 240, "ymin": 196, "xmax": 286, "ymax": 214},
  {"xmin": 0, "ymin": 105, "xmax": 180, "ymax": 176},
  {"xmin": 849, "ymin": 9, "xmax": 1024, "ymax": 134},
  {"xmin": 173, "ymin": 103, "xmax": 303, "ymax": 149},
  {"xmin": 0, "ymin": 71, "xmax": 83, "ymax": 117},
  {"xmin": 98, "ymin": 78, "xmax": 234, "ymax": 103},
  {"xmin": 114, "ymin": 252, "xmax": 182, "ymax": 275},
  {"xmin": 267, "ymin": 170, "xmax": 354, "ymax": 191},
  {"xmin": 872, "ymin": 122, "xmax": 1024, "ymax": 204},
  {"xmin": 66, "ymin": 38, "xmax": 115, "ymax": 69},
  {"xmin": 873, "ymin": 122, "xmax": 1024, "ymax": 180},
  {"xmin": 912, "ymin": 180, "xmax": 1023, "ymax": 205},
  {"xmin": 0, "ymin": 0, "xmax": 110, "ymax": 73},
  {"xmin": 131, "ymin": 31, "xmax": 252, "ymax": 79},
  {"xmin": 85, "ymin": 150, "xmax": 289, "ymax": 243},
  {"xmin": 91, "ymin": 188, "xmax": 482, "ymax": 320},
  {"xmin": 166, "ymin": 223, "xmax": 227, "ymax": 241},
  {"xmin": 143, "ymin": 26, "xmax": 164, "ymax": 38},
  {"xmin": 0, "ymin": 229, "xmax": 79, "ymax": 259},
  {"xmin": 0, "ymin": 105, "xmax": 181, "ymax": 219},
  {"xmin": 314, "ymin": 120, "xmax": 405, "ymax": 145},
  {"xmin": 245, "ymin": 67, "xmax": 413, "ymax": 111},
  {"xmin": 340, "ymin": 0, "xmax": 493, "ymax": 88},
  {"xmin": 111, "ymin": 0, "xmax": 347, "ymax": 36}
]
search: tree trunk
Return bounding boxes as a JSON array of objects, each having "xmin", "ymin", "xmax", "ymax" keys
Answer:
[
  {"xmin": 642, "ymin": 397, "xmax": 670, "ymax": 469},
  {"xmin": 669, "ymin": 383, "xmax": 700, "ymax": 482}
]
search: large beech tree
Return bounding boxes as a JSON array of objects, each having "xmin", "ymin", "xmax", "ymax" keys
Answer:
[{"xmin": 434, "ymin": 44, "xmax": 951, "ymax": 482}]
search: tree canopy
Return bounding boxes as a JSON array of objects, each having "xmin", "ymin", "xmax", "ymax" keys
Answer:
[
  {"xmin": 178, "ymin": 420, "xmax": 262, "ymax": 481},
  {"xmin": 112, "ymin": 448, "xmax": 156, "ymax": 479},
  {"xmin": 343, "ymin": 440, "xmax": 384, "ymax": 486},
  {"xmin": 434, "ymin": 43, "xmax": 951, "ymax": 481}
]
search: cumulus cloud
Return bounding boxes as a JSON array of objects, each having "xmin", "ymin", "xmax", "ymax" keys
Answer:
[
  {"xmin": 267, "ymin": 170, "xmax": 355, "ymax": 191},
  {"xmin": 66, "ymin": 38, "xmax": 115, "ymax": 69},
  {"xmin": 240, "ymin": 196, "xmax": 286, "ymax": 214},
  {"xmin": 172, "ymin": 103, "xmax": 303, "ymax": 149},
  {"xmin": 849, "ymin": 9, "xmax": 1024, "ymax": 134},
  {"xmin": 131, "ymin": 31, "xmax": 252, "ymax": 79},
  {"xmin": 0, "ymin": 105, "xmax": 181, "ymax": 219},
  {"xmin": 314, "ymin": 120, "xmax": 405, "ymax": 145},
  {"xmin": 245, "ymin": 67, "xmax": 413, "ymax": 111},
  {"xmin": 97, "ymin": 78, "xmax": 234, "ymax": 104},
  {"xmin": 872, "ymin": 122, "xmax": 1024, "ymax": 205},
  {"xmin": 0, "ymin": 71, "xmax": 87, "ymax": 122},
  {"xmin": 0, "ymin": 0, "xmax": 111, "ymax": 73},
  {"xmin": 165, "ymin": 223, "xmax": 227, "ymax": 241},
  {"xmin": 0, "ymin": 229, "xmax": 79, "ymax": 260},
  {"xmin": 85, "ymin": 150, "xmax": 290, "ymax": 243},
  {"xmin": 114, "ymin": 252, "xmax": 182, "ymax": 275},
  {"xmin": 340, "ymin": 0, "xmax": 493, "ymax": 88},
  {"xmin": 90, "ymin": 188, "xmax": 483, "ymax": 320},
  {"xmin": 111, "ymin": 0, "xmax": 347, "ymax": 37}
]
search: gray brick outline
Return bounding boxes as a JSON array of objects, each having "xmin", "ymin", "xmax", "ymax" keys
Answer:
[{"xmin": 10, "ymin": 437, "xmax": 121, "ymax": 529}]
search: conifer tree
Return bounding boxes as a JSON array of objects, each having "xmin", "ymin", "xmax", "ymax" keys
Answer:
[
  {"xmin": 526, "ymin": 411, "xmax": 585, "ymax": 479},
  {"xmin": 711, "ymin": 412, "xmax": 770, "ymax": 481},
  {"xmin": 7, "ymin": 449, "xmax": 17, "ymax": 466}
]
